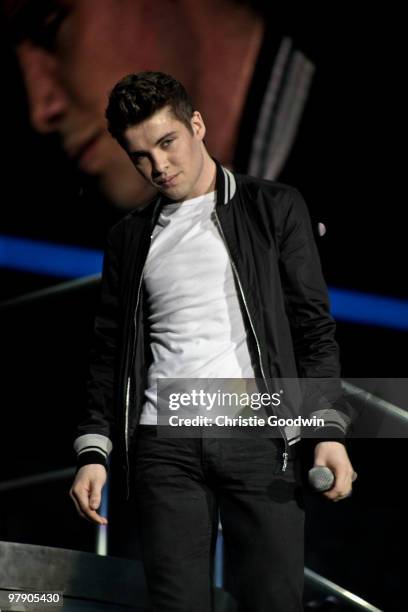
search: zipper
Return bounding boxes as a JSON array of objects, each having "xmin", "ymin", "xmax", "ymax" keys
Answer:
[
  {"xmin": 124, "ymin": 376, "xmax": 131, "ymax": 499},
  {"xmin": 124, "ymin": 253, "xmax": 149, "ymax": 498},
  {"xmin": 211, "ymin": 208, "xmax": 290, "ymax": 471}
]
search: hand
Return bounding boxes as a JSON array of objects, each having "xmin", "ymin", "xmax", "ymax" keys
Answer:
[
  {"xmin": 313, "ymin": 441, "xmax": 357, "ymax": 502},
  {"xmin": 69, "ymin": 464, "xmax": 108, "ymax": 525}
]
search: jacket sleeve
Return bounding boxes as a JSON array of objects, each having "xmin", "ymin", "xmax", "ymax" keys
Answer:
[
  {"xmin": 277, "ymin": 186, "xmax": 356, "ymax": 442},
  {"xmin": 73, "ymin": 225, "xmax": 122, "ymax": 470}
]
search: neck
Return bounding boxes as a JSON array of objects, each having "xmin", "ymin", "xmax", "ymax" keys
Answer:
[
  {"xmin": 183, "ymin": 1, "xmax": 264, "ymax": 165},
  {"xmin": 202, "ymin": 154, "xmax": 217, "ymax": 194},
  {"xmin": 186, "ymin": 152, "xmax": 216, "ymax": 201}
]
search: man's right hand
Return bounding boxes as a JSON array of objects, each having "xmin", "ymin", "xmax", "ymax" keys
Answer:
[{"xmin": 69, "ymin": 464, "xmax": 108, "ymax": 525}]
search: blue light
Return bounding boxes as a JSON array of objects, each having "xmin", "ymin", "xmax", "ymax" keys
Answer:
[
  {"xmin": 1, "ymin": 235, "xmax": 407, "ymax": 330},
  {"xmin": 0, "ymin": 235, "xmax": 103, "ymax": 278},
  {"xmin": 329, "ymin": 288, "xmax": 408, "ymax": 331}
]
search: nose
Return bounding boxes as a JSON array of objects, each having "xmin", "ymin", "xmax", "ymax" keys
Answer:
[
  {"xmin": 16, "ymin": 41, "xmax": 68, "ymax": 134},
  {"xmin": 150, "ymin": 150, "xmax": 169, "ymax": 178}
]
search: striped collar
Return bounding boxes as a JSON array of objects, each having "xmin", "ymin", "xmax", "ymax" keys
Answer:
[{"xmin": 214, "ymin": 159, "xmax": 237, "ymax": 207}]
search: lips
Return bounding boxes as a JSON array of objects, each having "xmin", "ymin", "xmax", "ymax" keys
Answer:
[
  {"xmin": 157, "ymin": 173, "xmax": 179, "ymax": 187},
  {"xmin": 66, "ymin": 133, "xmax": 98, "ymax": 160}
]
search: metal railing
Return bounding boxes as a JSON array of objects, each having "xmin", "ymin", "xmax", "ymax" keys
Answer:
[
  {"xmin": 0, "ymin": 274, "xmax": 101, "ymax": 311},
  {"xmin": 341, "ymin": 380, "xmax": 408, "ymax": 425},
  {"xmin": 304, "ymin": 568, "xmax": 383, "ymax": 611}
]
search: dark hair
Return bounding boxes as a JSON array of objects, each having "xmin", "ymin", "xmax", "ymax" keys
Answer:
[{"xmin": 105, "ymin": 71, "xmax": 195, "ymax": 146}]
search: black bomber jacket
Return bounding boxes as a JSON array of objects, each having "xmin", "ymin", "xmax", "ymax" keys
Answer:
[{"xmin": 74, "ymin": 160, "xmax": 355, "ymax": 498}]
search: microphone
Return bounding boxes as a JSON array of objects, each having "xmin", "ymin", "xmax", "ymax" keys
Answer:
[{"xmin": 308, "ymin": 466, "xmax": 335, "ymax": 492}]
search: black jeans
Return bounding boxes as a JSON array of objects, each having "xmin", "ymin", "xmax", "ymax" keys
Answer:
[{"xmin": 132, "ymin": 426, "xmax": 305, "ymax": 612}]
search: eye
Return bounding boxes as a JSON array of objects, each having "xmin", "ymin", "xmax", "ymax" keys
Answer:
[
  {"xmin": 162, "ymin": 139, "xmax": 174, "ymax": 148},
  {"xmin": 30, "ymin": 6, "xmax": 70, "ymax": 50}
]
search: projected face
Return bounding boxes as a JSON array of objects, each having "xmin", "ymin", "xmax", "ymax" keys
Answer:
[
  {"xmin": 6, "ymin": 0, "xmax": 197, "ymax": 208},
  {"xmin": 5, "ymin": 0, "xmax": 263, "ymax": 207}
]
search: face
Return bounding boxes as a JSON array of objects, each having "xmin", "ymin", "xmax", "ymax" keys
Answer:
[
  {"xmin": 7, "ymin": 0, "xmax": 198, "ymax": 208},
  {"xmin": 124, "ymin": 106, "xmax": 213, "ymax": 202}
]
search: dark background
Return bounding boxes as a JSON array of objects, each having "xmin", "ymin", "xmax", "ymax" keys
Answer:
[{"xmin": 1, "ymin": 7, "xmax": 406, "ymax": 611}]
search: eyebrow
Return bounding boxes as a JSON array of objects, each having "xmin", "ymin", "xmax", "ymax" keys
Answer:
[
  {"xmin": 7, "ymin": 0, "xmax": 60, "ymax": 45},
  {"xmin": 128, "ymin": 131, "xmax": 178, "ymax": 158}
]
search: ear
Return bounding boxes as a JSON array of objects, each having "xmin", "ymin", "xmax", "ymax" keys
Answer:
[{"xmin": 191, "ymin": 111, "xmax": 206, "ymax": 141}]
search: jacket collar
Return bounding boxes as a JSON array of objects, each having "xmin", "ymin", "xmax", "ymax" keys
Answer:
[{"xmin": 214, "ymin": 157, "xmax": 237, "ymax": 206}]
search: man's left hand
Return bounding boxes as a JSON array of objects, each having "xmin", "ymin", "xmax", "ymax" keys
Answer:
[{"xmin": 313, "ymin": 441, "xmax": 357, "ymax": 501}]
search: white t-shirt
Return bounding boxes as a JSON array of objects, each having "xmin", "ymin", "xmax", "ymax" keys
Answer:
[{"xmin": 139, "ymin": 190, "xmax": 256, "ymax": 425}]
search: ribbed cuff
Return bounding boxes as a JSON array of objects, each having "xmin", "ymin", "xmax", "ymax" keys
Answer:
[{"xmin": 76, "ymin": 450, "xmax": 108, "ymax": 473}]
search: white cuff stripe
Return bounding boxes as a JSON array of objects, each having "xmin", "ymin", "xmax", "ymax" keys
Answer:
[
  {"xmin": 77, "ymin": 446, "xmax": 108, "ymax": 458},
  {"xmin": 74, "ymin": 433, "xmax": 113, "ymax": 456}
]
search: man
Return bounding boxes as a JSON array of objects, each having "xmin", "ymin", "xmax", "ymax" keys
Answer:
[
  {"xmin": 70, "ymin": 71, "xmax": 357, "ymax": 611},
  {"xmin": 3, "ymin": 0, "xmax": 314, "ymax": 209}
]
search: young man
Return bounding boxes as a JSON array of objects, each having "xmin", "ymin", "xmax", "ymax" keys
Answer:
[{"xmin": 70, "ymin": 72, "xmax": 357, "ymax": 611}]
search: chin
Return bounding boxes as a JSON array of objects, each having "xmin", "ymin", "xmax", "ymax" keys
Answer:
[{"xmin": 168, "ymin": 190, "xmax": 187, "ymax": 201}]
